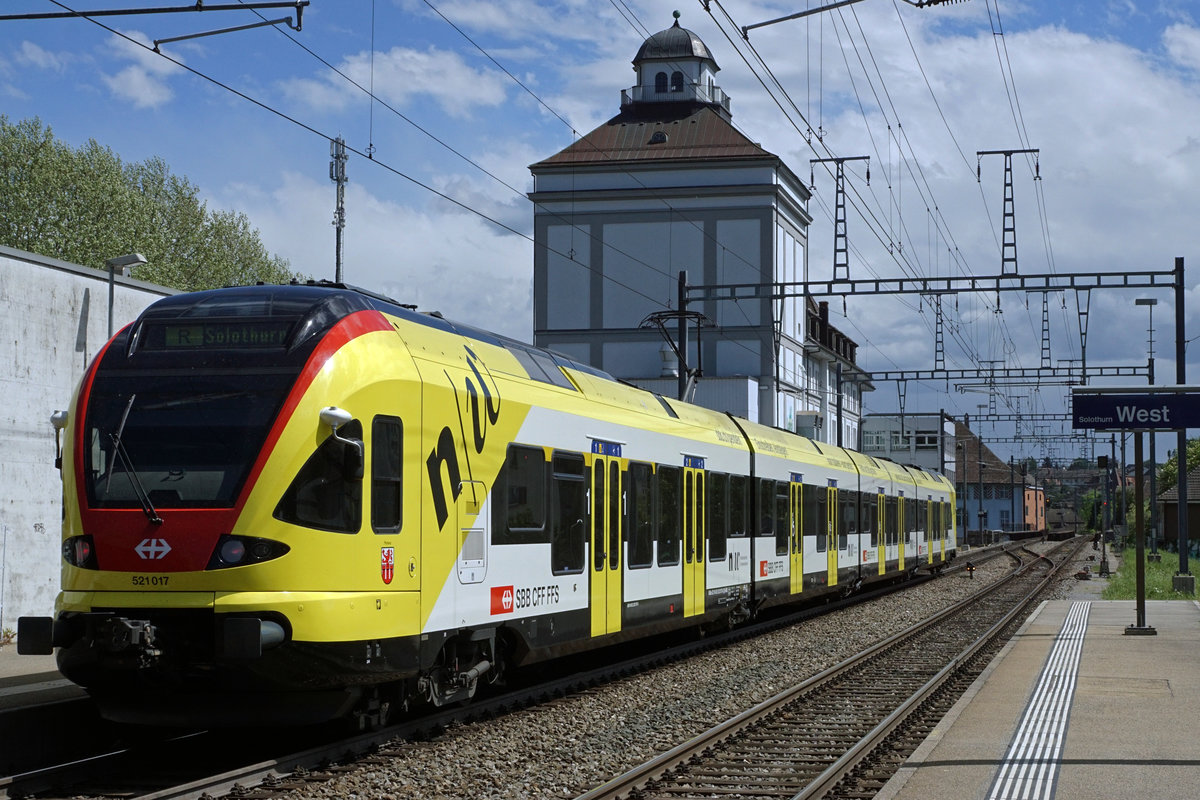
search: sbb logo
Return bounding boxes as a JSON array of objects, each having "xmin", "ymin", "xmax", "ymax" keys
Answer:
[
  {"xmin": 759, "ymin": 560, "xmax": 769, "ymax": 577},
  {"xmin": 491, "ymin": 585, "xmax": 515, "ymax": 615}
]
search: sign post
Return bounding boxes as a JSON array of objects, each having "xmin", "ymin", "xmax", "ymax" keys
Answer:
[{"xmin": 1073, "ymin": 385, "xmax": 1200, "ymax": 633}]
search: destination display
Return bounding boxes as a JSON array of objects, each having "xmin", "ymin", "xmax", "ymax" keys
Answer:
[
  {"xmin": 143, "ymin": 320, "xmax": 293, "ymax": 350},
  {"xmin": 1072, "ymin": 392, "xmax": 1200, "ymax": 430}
]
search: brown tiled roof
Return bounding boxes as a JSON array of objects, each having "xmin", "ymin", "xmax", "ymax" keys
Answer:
[
  {"xmin": 530, "ymin": 104, "xmax": 773, "ymax": 168},
  {"xmin": 953, "ymin": 419, "xmax": 1025, "ymax": 485},
  {"xmin": 1157, "ymin": 464, "xmax": 1200, "ymax": 501}
]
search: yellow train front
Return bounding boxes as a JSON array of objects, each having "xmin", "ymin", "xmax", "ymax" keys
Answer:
[{"xmin": 18, "ymin": 283, "xmax": 956, "ymax": 726}]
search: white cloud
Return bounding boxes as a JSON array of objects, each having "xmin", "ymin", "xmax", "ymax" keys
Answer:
[
  {"xmin": 15, "ymin": 41, "xmax": 70, "ymax": 72},
  {"xmin": 281, "ymin": 46, "xmax": 509, "ymax": 119},
  {"xmin": 102, "ymin": 66, "xmax": 174, "ymax": 109},
  {"xmin": 100, "ymin": 31, "xmax": 181, "ymax": 109},
  {"xmin": 1164, "ymin": 23, "xmax": 1200, "ymax": 71},
  {"xmin": 223, "ymin": 170, "xmax": 534, "ymax": 341}
]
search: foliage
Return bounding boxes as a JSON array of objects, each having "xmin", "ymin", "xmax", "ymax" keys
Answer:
[
  {"xmin": 0, "ymin": 116, "xmax": 300, "ymax": 291},
  {"xmin": 1156, "ymin": 437, "xmax": 1200, "ymax": 495},
  {"xmin": 1102, "ymin": 552, "xmax": 1196, "ymax": 600}
]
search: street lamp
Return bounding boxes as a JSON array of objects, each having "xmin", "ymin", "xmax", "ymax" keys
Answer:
[
  {"xmin": 1135, "ymin": 297, "xmax": 1160, "ymax": 560},
  {"xmin": 106, "ymin": 253, "xmax": 147, "ymax": 338}
]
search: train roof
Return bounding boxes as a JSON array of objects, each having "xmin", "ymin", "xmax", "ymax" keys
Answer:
[{"xmin": 139, "ymin": 281, "xmax": 616, "ymax": 382}]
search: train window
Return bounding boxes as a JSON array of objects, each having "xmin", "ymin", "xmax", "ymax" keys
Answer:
[
  {"xmin": 758, "ymin": 479, "xmax": 774, "ymax": 538},
  {"xmin": 593, "ymin": 462, "xmax": 606, "ymax": 571},
  {"xmin": 839, "ymin": 491, "xmax": 855, "ymax": 550},
  {"xmin": 905, "ymin": 498, "xmax": 915, "ymax": 544},
  {"xmin": 730, "ymin": 475, "xmax": 748, "ymax": 538},
  {"xmin": 657, "ymin": 466, "xmax": 681, "ymax": 566},
  {"xmin": 709, "ymin": 473, "xmax": 728, "ymax": 562},
  {"xmin": 865, "ymin": 492, "xmax": 877, "ymax": 548},
  {"xmin": 550, "ymin": 452, "xmax": 585, "ymax": 574},
  {"xmin": 815, "ymin": 489, "xmax": 828, "ymax": 552},
  {"xmin": 507, "ymin": 345, "xmax": 576, "ymax": 390},
  {"xmin": 609, "ymin": 461, "xmax": 621, "ymax": 571},
  {"xmin": 371, "ymin": 416, "xmax": 403, "ymax": 533},
  {"xmin": 885, "ymin": 496, "xmax": 898, "ymax": 546},
  {"xmin": 917, "ymin": 500, "xmax": 927, "ymax": 538},
  {"xmin": 274, "ymin": 420, "xmax": 363, "ymax": 534},
  {"xmin": 493, "ymin": 445, "xmax": 548, "ymax": 545},
  {"xmin": 774, "ymin": 482, "xmax": 789, "ymax": 556},
  {"xmin": 684, "ymin": 472, "xmax": 693, "ymax": 564},
  {"xmin": 804, "ymin": 483, "xmax": 820, "ymax": 547},
  {"xmin": 627, "ymin": 463, "xmax": 654, "ymax": 569}
]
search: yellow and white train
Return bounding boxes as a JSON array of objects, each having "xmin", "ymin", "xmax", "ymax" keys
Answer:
[{"xmin": 19, "ymin": 283, "xmax": 955, "ymax": 725}]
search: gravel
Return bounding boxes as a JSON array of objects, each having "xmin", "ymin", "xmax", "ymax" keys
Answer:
[{"xmin": 282, "ymin": 543, "xmax": 1070, "ymax": 800}]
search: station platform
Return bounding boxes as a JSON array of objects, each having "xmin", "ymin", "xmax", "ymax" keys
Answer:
[
  {"xmin": 880, "ymin": 597, "xmax": 1200, "ymax": 800},
  {"xmin": 0, "ymin": 644, "xmax": 58, "ymax": 681}
]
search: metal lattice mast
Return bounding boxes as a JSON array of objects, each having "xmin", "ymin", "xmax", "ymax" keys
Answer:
[
  {"xmin": 1040, "ymin": 291, "xmax": 1051, "ymax": 367},
  {"xmin": 811, "ymin": 156, "xmax": 869, "ymax": 281},
  {"xmin": 934, "ymin": 295, "xmax": 945, "ymax": 370},
  {"xmin": 977, "ymin": 148, "xmax": 1039, "ymax": 278}
]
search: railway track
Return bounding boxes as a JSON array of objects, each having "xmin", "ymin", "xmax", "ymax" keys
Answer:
[
  {"xmin": 0, "ymin": 544, "xmax": 1015, "ymax": 800},
  {"xmin": 575, "ymin": 541, "xmax": 1078, "ymax": 800}
]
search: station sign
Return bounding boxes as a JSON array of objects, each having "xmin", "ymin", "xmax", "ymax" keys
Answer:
[{"xmin": 1072, "ymin": 391, "xmax": 1200, "ymax": 430}]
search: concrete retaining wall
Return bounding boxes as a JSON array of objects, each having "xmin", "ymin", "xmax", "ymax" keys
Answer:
[{"xmin": 0, "ymin": 245, "xmax": 173, "ymax": 632}]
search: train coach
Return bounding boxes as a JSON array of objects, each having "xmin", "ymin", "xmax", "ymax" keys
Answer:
[{"xmin": 19, "ymin": 283, "xmax": 955, "ymax": 726}]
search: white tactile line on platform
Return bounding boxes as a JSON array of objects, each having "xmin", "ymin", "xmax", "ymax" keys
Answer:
[{"xmin": 986, "ymin": 600, "xmax": 1090, "ymax": 800}]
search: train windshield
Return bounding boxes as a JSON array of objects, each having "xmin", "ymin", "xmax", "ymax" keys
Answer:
[{"xmin": 84, "ymin": 369, "xmax": 294, "ymax": 509}]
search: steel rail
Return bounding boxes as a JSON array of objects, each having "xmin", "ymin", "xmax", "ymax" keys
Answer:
[
  {"xmin": 793, "ymin": 546, "xmax": 1067, "ymax": 800},
  {"xmin": 575, "ymin": 543, "xmax": 1071, "ymax": 800}
]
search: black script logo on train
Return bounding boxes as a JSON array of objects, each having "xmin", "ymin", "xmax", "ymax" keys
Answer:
[{"xmin": 426, "ymin": 346, "xmax": 502, "ymax": 530}]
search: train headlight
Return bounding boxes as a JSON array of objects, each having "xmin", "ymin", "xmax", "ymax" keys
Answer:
[
  {"xmin": 220, "ymin": 539, "xmax": 246, "ymax": 564},
  {"xmin": 63, "ymin": 535, "xmax": 98, "ymax": 569},
  {"xmin": 207, "ymin": 535, "xmax": 289, "ymax": 570}
]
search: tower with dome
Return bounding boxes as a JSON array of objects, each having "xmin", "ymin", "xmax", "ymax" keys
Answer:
[{"xmin": 528, "ymin": 13, "xmax": 869, "ymax": 443}]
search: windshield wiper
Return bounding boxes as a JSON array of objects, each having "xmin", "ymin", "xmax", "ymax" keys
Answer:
[{"xmin": 104, "ymin": 394, "xmax": 163, "ymax": 525}]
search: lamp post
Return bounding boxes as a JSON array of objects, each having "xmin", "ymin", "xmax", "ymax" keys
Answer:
[
  {"xmin": 1136, "ymin": 297, "xmax": 1161, "ymax": 560},
  {"xmin": 106, "ymin": 253, "xmax": 147, "ymax": 338}
]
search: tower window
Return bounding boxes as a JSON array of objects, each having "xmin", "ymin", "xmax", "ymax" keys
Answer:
[
  {"xmin": 655, "ymin": 72, "xmax": 668, "ymax": 93},
  {"xmin": 671, "ymin": 71, "xmax": 684, "ymax": 92}
]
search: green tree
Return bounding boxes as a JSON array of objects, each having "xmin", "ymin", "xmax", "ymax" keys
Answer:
[
  {"xmin": 1157, "ymin": 437, "xmax": 1200, "ymax": 496},
  {"xmin": 0, "ymin": 116, "xmax": 300, "ymax": 291}
]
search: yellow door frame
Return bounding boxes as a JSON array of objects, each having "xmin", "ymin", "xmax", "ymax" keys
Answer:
[
  {"xmin": 897, "ymin": 496, "xmax": 906, "ymax": 572},
  {"xmin": 926, "ymin": 498, "xmax": 935, "ymax": 565},
  {"xmin": 826, "ymin": 484, "xmax": 838, "ymax": 586},
  {"xmin": 790, "ymin": 476, "xmax": 803, "ymax": 594},
  {"xmin": 876, "ymin": 489, "xmax": 886, "ymax": 576},
  {"xmin": 682, "ymin": 459, "xmax": 706, "ymax": 617},
  {"xmin": 589, "ymin": 444, "xmax": 623, "ymax": 637}
]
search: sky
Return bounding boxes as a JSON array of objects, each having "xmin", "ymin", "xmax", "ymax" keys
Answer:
[{"xmin": 2, "ymin": 0, "xmax": 1199, "ymax": 466}]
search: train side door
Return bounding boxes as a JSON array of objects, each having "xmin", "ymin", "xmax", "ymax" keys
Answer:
[
  {"xmin": 897, "ymin": 495, "xmax": 906, "ymax": 572},
  {"xmin": 938, "ymin": 501, "xmax": 947, "ymax": 561},
  {"xmin": 925, "ymin": 498, "xmax": 934, "ymax": 565},
  {"xmin": 826, "ymin": 483, "xmax": 839, "ymax": 587},
  {"xmin": 682, "ymin": 458, "xmax": 706, "ymax": 617},
  {"xmin": 876, "ymin": 489, "xmax": 886, "ymax": 576},
  {"xmin": 589, "ymin": 443, "xmax": 623, "ymax": 637},
  {"xmin": 790, "ymin": 477, "xmax": 803, "ymax": 594}
]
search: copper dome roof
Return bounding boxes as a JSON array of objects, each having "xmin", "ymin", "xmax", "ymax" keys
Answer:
[{"xmin": 634, "ymin": 19, "xmax": 718, "ymax": 69}]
